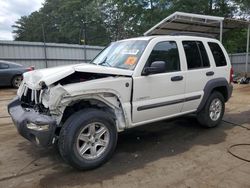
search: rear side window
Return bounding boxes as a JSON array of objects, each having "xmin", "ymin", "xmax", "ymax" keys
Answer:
[
  {"xmin": 182, "ymin": 41, "xmax": 210, "ymax": 69},
  {"xmin": 208, "ymin": 42, "xmax": 227, "ymax": 67},
  {"xmin": 147, "ymin": 41, "xmax": 180, "ymax": 72},
  {"xmin": 0, "ymin": 63, "xmax": 9, "ymax": 69}
]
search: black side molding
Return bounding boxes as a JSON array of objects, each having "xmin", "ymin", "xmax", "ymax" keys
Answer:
[{"xmin": 137, "ymin": 95, "xmax": 201, "ymax": 111}]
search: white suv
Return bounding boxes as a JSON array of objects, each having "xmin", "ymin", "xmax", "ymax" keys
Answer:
[{"xmin": 8, "ymin": 35, "xmax": 233, "ymax": 170}]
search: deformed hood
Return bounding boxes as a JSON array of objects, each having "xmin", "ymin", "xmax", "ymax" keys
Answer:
[
  {"xmin": 74, "ymin": 63, "xmax": 133, "ymax": 76},
  {"xmin": 23, "ymin": 63, "xmax": 133, "ymax": 88}
]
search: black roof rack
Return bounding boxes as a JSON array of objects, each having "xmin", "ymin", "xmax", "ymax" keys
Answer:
[{"xmin": 169, "ymin": 32, "xmax": 215, "ymax": 38}]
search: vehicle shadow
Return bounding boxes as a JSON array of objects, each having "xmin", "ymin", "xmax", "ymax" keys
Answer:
[
  {"xmin": 0, "ymin": 86, "xmax": 16, "ymax": 90},
  {"xmin": 224, "ymin": 109, "xmax": 250, "ymax": 125},
  {"xmin": 16, "ymin": 114, "xmax": 235, "ymax": 187}
]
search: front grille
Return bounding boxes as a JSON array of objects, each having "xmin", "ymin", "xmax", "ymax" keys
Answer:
[{"xmin": 20, "ymin": 85, "xmax": 43, "ymax": 105}]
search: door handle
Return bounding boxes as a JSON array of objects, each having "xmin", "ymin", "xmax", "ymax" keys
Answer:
[
  {"xmin": 171, "ymin": 76, "xmax": 183, "ymax": 81},
  {"xmin": 206, "ymin": 71, "xmax": 214, "ymax": 76}
]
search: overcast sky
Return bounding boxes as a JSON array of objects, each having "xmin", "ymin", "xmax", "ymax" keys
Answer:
[{"xmin": 0, "ymin": 0, "xmax": 44, "ymax": 40}]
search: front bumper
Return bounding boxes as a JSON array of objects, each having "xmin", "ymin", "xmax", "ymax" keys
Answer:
[{"xmin": 8, "ymin": 97, "xmax": 56, "ymax": 147}]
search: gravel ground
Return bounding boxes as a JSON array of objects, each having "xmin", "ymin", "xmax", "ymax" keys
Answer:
[{"xmin": 0, "ymin": 84, "xmax": 250, "ymax": 188}]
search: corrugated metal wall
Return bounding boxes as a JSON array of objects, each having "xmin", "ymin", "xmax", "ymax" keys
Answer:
[
  {"xmin": 0, "ymin": 40, "xmax": 249, "ymax": 73},
  {"xmin": 0, "ymin": 40, "xmax": 104, "ymax": 69},
  {"xmin": 229, "ymin": 53, "xmax": 250, "ymax": 73}
]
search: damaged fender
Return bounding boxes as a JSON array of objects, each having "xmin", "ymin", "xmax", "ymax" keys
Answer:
[{"xmin": 43, "ymin": 77, "xmax": 132, "ymax": 131}]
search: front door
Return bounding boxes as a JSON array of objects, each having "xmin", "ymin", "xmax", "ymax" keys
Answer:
[
  {"xmin": 132, "ymin": 41, "xmax": 186, "ymax": 124},
  {"xmin": 0, "ymin": 63, "xmax": 11, "ymax": 86}
]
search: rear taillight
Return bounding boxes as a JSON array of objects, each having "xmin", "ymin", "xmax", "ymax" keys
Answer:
[
  {"xmin": 27, "ymin": 66, "xmax": 35, "ymax": 71},
  {"xmin": 230, "ymin": 68, "xmax": 234, "ymax": 83}
]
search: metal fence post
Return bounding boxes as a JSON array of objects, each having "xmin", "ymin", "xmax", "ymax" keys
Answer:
[
  {"xmin": 245, "ymin": 24, "xmax": 250, "ymax": 73},
  {"xmin": 220, "ymin": 20, "xmax": 223, "ymax": 42},
  {"xmin": 84, "ymin": 45, "xmax": 87, "ymax": 63},
  {"xmin": 42, "ymin": 24, "xmax": 48, "ymax": 68}
]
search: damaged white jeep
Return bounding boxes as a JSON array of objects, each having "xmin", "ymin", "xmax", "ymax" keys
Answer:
[{"xmin": 8, "ymin": 35, "xmax": 233, "ymax": 170}]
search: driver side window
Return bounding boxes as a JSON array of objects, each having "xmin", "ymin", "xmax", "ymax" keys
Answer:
[{"xmin": 146, "ymin": 41, "xmax": 180, "ymax": 73}]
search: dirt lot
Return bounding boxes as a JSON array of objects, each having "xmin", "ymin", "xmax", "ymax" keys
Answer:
[{"xmin": 0, "ymin": 85, "xmax": 250, "ymax": 188}]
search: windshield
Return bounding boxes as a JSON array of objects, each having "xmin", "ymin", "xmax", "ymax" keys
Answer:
[{"xmin": 91, "ymin": 40, "xmax": 148, "ymax": 70}]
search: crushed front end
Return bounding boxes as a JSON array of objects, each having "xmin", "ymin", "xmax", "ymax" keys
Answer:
[{"xmin": 8, "ymin": 83, "xmax": 57, "ymax": 147}]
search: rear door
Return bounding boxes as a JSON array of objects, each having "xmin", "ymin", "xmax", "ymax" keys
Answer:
[
  {"xmin": 181, "ymin": 40, "xmax": 213, "ymax": 112},
  {"xmin": 132, "ymin": 40, "xmax": 186, "ymax": 124}
]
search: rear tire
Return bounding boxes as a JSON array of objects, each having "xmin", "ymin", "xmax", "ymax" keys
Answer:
[
  {"xmin": 12, "ymin": 75, "xmax": 23, "ymax": 88},
  {"xmin": 197, "ymin": 91, "xmax": 225, "ymax": 128},
  {"xmin": 58, "ymin": 108, "xmax": 117, "ymax": 170}
]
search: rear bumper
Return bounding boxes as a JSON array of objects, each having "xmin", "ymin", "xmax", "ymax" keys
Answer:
[{"xmin": 8, "ymin": 97, "xmax": 56, "ymax": 147}]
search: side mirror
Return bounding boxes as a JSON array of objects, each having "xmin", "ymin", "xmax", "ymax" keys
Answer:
[{"xmin": 142, "ymin": 61, "xmax": 166, "ymax": 75}]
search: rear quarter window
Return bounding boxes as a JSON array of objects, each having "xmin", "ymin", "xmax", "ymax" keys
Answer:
[
  {"xmin": 208, "ymin": 42, "xmax": 227, "ymax": 67},
  {"xmin": 0, "ymin": 63, "xmax": 9, "ymax": 69}
]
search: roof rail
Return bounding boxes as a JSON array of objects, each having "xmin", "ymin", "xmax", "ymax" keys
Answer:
[{"xmin": 169, "ymin": 32, "xmax": 215, "ymax": 38}]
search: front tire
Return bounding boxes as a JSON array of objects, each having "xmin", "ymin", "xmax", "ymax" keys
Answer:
[
  {"xmin": 58, "ymin": 109, "xmax": 117, "ymax": 170},
  {"xmin": 197, "ymin": 92, "xmax": 225, "ymax": 128}
]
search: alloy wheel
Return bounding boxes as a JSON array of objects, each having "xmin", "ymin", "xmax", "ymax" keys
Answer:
[{"xmin": 76, "ymin": 122, "xmax": 110, "ymax": 160}]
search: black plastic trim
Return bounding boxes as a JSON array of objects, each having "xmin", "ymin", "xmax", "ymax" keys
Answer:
[
  {"xmin": 8, "ymin": 97, "xmax": 57, "ymax": 147},
  {"xmin": 137, "ymin": 95, "xmax": 201, "ymax": 111},
  {"xmin": 171, "ymin": 75, "xmax": 183, "ymax": 81},
  {"xmin": 197, "ymin": 78, "xmax": 232, "ymax": 112},
  {"xmin": 206, "ymin": 71, "xmax": 214, "ymax": 76}
]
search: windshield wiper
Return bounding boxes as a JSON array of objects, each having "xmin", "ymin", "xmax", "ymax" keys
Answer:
[{"xmin": 98, "ymin": 57, "xmax": 111, "ymax": 67}]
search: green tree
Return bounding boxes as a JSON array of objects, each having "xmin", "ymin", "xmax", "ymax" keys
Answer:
[
  {"xmin": 234, "ymin": 0, "xmax": 250, "ymax": 19},
  {"xmin": 12, "ymin": 0, "xmax": 249, "ymax": 52},
  {"xmin": 223, "ymin": 29, "xmax": 248, "ymax": 53},
  {"xmin": 13, "ymin": 0, "xmax": 110, "ymax": 45},
  {"xmin": 13, "ymin": 11, "xmax": 45, "ymax": 42}
]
